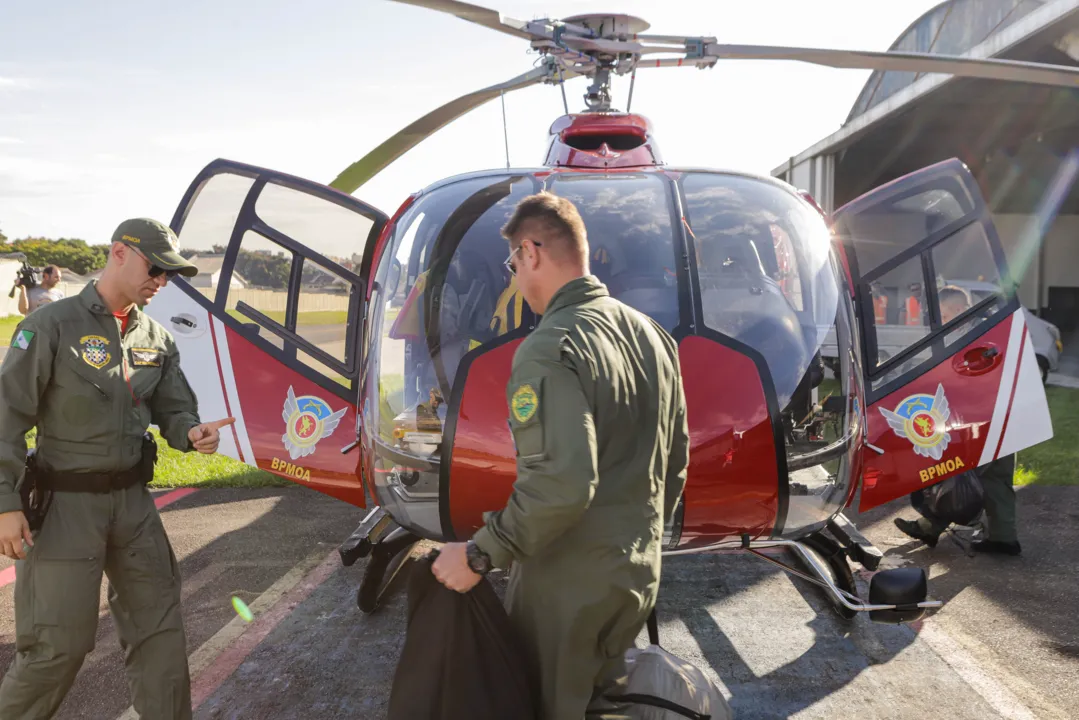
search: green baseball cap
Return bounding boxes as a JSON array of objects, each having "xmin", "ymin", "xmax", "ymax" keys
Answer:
[{"xmin": 111, "ymin": 217, "xmax": 198, "ymax": 278}]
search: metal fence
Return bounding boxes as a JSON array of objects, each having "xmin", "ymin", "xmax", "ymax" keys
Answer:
[{"xmin": 192, "ymin": 287, "xmax": 352, "ymax": 313}]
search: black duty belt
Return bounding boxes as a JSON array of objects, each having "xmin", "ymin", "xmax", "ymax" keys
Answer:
[{"xmin": 37, "ymin": 465, "xmax": 145, "ymax": 493}]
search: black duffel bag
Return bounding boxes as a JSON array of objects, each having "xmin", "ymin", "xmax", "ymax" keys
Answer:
[
  {"xmin": 922, "ymin": 469, "xmax": 985, "ymax": 527},
  {"xmin": 387, "ymin": 551, "xmax": 539, "ymax": 720}
]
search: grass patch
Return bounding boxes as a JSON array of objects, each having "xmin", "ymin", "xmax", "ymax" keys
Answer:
[
  {"xmin": 0, "ymin": 315, "xmax": 23, "ymax": 347},
  {"xmin": 1015, "ymin": 386, "xmax": 1079, "ymax": 487},
  {"xmin": 148, "ymin": 426, "xmax": 288, "ymax": 489},
  {"xmin": 23, "ymin": 427, "xmax": 289, "ymax": 489}
]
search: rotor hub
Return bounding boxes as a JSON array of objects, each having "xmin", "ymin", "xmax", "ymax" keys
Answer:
[{"xmin": 560, "ymin": 13, "xmax": 651, "ymax": 38}]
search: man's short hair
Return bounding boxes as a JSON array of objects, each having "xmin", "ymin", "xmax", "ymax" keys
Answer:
[
  {"xmin": 43, "ymin": 265, "xmax": 57, "ymax": 276},
  {"xmin": 501, "ymin": 192, "xmax": 588, "ymax": 267}
]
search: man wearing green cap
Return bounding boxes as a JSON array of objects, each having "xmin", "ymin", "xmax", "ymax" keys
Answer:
[{"xmin": 0, "ymin": 218, "xmax": 233, "ymax": 719}]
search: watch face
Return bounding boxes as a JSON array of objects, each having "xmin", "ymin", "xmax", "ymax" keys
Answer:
[{"xmin": 467, "ymin": 543, "xmax": 490, "ymax": 573}]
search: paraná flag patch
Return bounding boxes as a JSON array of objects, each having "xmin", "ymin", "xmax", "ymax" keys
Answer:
[{"xmin": 12, "ymin": 329, "xmax": 34, "ymax": 350}]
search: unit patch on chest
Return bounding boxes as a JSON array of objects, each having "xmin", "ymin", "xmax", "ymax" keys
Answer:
[
  {"xmin": 131, "ymin": 348, "xmax": 164, "ymax": 367},
  {"xmin": 80, "ymin": 335, "xmax": 112, "ymax": 369}
]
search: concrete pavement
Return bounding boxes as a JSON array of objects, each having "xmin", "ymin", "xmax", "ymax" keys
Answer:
[{"xmin": 0, "ymin": 486, "xmax": 1074, "ymax": 719}]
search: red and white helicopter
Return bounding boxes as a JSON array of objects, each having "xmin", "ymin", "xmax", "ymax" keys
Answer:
[{"xmin": 145, "ymin": 0, "xmax": 1066, "ymax": 620}]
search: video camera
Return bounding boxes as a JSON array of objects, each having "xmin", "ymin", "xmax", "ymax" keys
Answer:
[{"xmin": 7, "ymin": 256, "xmax": 41, "ymax": 298}]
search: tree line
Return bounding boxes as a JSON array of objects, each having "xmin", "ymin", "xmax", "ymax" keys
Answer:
[
  {"xmin": 0, "ymin": 227, "xmax": 110, "ymax": 276},
  {"xmin": 182, "ymin": 244, "xmax": 343, "ymax": 291},
  {"xmin": 0, "ymin": 225, "xmax": 346, "ymax": 291}
]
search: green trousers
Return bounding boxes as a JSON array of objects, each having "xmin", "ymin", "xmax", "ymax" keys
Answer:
[
  {"xmin": 504, "ymin": 559, "xmax": 653, "ymax": 720},
  {"xmin": 0, "ymin": 483, "xmax": 191, "ymax": 719},
  {"xmin": 917, "ymin": 453, "xmax": 1018, "ymax": 542}
]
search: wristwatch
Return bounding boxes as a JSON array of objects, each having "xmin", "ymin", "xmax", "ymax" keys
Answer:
[{"xmin": 465, "ymin": 540, "xmax": 493, "ymax": 575}]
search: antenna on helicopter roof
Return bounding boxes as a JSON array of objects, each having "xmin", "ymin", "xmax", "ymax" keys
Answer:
[
  {"xmin": 558, "ymin": 66, "xmax": 569, "ymax": 114},
  {"xmin": 500, "ymin": 89, "xmax": 510, "ymax": 168}
]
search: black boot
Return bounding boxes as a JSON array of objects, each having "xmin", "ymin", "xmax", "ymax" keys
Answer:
[
  {"xmin": 972, "ymin": 539, "xmax": 1021, "ymax": 556},
  {"xmin": 894, "ymin": 518, "xmax": 939, "ymax": 548}
]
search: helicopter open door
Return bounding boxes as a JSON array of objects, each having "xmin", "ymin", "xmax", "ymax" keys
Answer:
[
  {"xmin": 831, "ymin": 158, "xmax": 1053, "ymax": 512},
  {"xmin": 143, "ymin": 159, "xmax": 388, "ymax": 507}
]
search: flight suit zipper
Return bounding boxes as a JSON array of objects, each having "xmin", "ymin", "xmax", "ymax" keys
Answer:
[{"xmin": 113, "ymin": 316, "xmax": 135, "ymax": 468}]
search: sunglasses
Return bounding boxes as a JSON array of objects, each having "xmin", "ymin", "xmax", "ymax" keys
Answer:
[
  {"xmin": 132, "ymin": 247, "xmax": 181, "ymax": 279},
  {"xmin": 504, "ymin": 240, "xmax": 542, "ymax": 277}
]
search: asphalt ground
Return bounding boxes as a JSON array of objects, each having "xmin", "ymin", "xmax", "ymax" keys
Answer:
[{"xmin": 0, "ymin": 485, "xmax": 1075, "ymax": 719}]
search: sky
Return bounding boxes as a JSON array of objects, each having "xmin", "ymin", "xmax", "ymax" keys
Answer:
[{"xmin": 0, "ymin": 0, "xmax": 948, "ymax": 245}]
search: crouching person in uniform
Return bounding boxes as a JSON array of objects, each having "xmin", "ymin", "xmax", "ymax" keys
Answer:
[
  {"xmin": 431, "ymin": 193, "xmax": 691, "ymax": 719},
  {"xmin": 0, "ymin": 218, "xmax": 235, "ymax": 719}
]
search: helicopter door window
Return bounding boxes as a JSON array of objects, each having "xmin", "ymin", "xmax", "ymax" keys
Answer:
[
  {"xmin": 929, "ymin": 222, "xmax": 1008, "ymax": 349},
  {"xmin": 224, "ymin": 227, "xmax": 361, "ymax": 393},
  {"xmin": 844, "ymin": 184, "xmax": 975, "ymax": 275},
  {"xmin": 224, "ymin": 230, "xmax": 290, "ymax": 352},
  {"xmin": 863, "ymin": 257, "xmax": 932, "ymax": 368},
  {"xmin": 173, "ymin": 172, "xmax": 257, "ymax": 262},
  {"xmin": 293, "ymin": 258, "xmax": 354, "ymax": 388},
  {"xmin": 254, "ymin": 181, "xmax": 373, "ymax": 276}
]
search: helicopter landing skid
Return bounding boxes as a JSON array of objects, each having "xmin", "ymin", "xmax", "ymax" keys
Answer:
[
  {"xmin": 339, "ymin": 507, "xmax": 421, "ymax": 614},
  {"xmin": 663, "ymin": 531, "xmax": 942, "ymax": 624}
]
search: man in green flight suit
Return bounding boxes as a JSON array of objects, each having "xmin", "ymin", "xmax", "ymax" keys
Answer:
[
  {"xmin": 432, "ymin": 192, "xmax": 690, "ymax": 718},
  {"xmin": 0, "ymin": 218, "xmax": 235, "ymax": 719}
]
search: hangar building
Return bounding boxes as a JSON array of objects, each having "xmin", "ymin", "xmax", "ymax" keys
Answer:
[{"xmin": 773, "ymin": 0, "xmax": 1079, "ymax": 363}]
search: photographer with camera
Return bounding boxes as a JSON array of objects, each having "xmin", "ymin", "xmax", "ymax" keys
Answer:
[{"xmin": 12, "ymin": 264, "xmax": 64, "ymax": 315}]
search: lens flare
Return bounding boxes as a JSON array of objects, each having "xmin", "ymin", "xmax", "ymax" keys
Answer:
[{"xmin": 232, "ymin": 595, "xmax": 254, "ymax": 623}]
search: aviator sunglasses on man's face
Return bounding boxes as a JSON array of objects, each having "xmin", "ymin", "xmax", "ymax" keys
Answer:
[
  {"xmin": 131, "ymin": 247, "xmax": 182, "ymax": 280},
  {"xmin": 504, "ymin": 239, "xmax": 542, "ymax": 277}
]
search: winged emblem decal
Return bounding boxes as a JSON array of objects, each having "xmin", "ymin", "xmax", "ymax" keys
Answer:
[
  {"xmin": 282, "ymin": 385, "xmax": 347, "ymax": 460},
  {"xmin": 878, "ymin": 383, "xmax": 952, "ymax": 461}
]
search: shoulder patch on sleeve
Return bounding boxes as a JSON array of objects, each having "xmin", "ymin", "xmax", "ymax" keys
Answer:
[
  {"xmin": 11, "ymin": 329, "xmax": 34, "ymax": 350},
  {"xmin": 511, "ymin": 382, "xmax": 539, "ymax": 423}
]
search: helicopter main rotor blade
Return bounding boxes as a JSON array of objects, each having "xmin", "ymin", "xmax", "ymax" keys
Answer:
[
  {"xmin": 330, "ymin": 64, "xmax": 556, "ymax": 194},
  {"xmin": 705, "ymin": 44, "xmax": 1079, "ymax": 88},
  {"xmin": 387, "ymin": 0, "xmax": 535, "ymax": 40}
]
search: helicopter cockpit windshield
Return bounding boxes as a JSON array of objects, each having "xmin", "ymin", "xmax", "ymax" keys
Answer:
[
  {"xmin": 364, "ymin": 168, "xmax": 858, "ymax": 540},
  {"xmin": 681, "ymin": 171, "xmax": 861, "ymax": 538},
  {"xmin": 364, "ymin": 171, "xmax": 683, "ymax": 535}
]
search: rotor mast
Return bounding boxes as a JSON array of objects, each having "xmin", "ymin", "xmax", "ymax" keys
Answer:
[{"xmin": 330, "ymin": 0, "xmax": 1079, "ymax": 194}]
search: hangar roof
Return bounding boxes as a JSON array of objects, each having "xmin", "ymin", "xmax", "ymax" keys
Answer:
[
  {"xmin": 772, "ymin": 0, "xmax": 1079, "ymax": 177},
  {"xmin": 848, "ymin": 0, "xmax": 1054, "ymax": 122}
]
